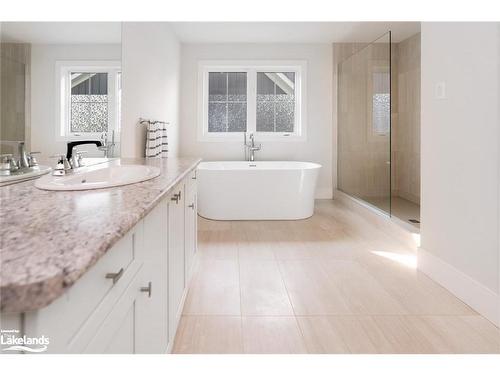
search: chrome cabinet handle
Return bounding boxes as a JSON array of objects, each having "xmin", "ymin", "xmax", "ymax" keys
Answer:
[
  {"xmin": 140, "ymin": 282, "xmax": 152, "ymax": 298},
  {"xmin": 171, "ymin": 190, "xmax": 182, "ymax": 203},
  {"xmin": 188, "ymin": 203, "xmax": 195, "ymax": 209},
  {"xmin": 105, "ymin": 268, "xmax": 124, "ymax": 284}
]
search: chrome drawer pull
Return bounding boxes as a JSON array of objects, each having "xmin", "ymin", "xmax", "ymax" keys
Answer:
[
  {"xmin": 105, "ymin": 268, "xmax": 124, "ymax": 284},
  {"xmin": 140, "ymin": 282, "xmax": 152, "ymax": 298},
  {"xmin": 171, "ymin": 193, "xmax": 180, "ymax": 203},
  {"xmin": 188, "ymin": 203, "xmax": 195, "ymax": 209}
]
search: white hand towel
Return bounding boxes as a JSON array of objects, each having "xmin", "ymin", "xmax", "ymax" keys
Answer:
[{"xmin": 145, "ymin": 121, "xmax": 168, "ymax": 158}]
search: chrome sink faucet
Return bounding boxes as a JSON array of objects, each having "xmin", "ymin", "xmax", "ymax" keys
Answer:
[
  {"xmin": 244, "ymin": 133, "xmax": 261, "ymax": 162},
  {"xmin": 18, "ymin": 141, "xmax": 30, "ymax": 168},
  {"xmin": 0, "ymin": 142, "xmax": 41, "ymax": 175},
  {"xmin": 98, "ymin": 130, "xmax": 116, "ymax": 158}
]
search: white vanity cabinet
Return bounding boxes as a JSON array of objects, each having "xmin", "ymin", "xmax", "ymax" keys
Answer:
[
  {"xmin": 184, "ymin": 169, "xmax": 198, "ymax": 282},
  {"xmin": 167, "ymin": 183, "xmax": 185, "ymax": 344},
  {"xmin": 136, "ymin": 198, "xmax": 168, "ymax": 353},
  {"xmin": 6, "ymin": 171, "xmax": 198, "ymax": 354},
  {"xmin": 23, "ymin": 222, "xmax": 145, "ymax": 354}
]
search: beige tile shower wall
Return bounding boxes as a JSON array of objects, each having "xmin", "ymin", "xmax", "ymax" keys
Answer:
[
  {"xmin": 332, "ymin": 43, "xmax": 367, "ymax": 194},
  {"xmin": 336, "ymin": 41, "xmax": 392, "ymax": 204},
  {"xmin": 334, "ymin": 35, "xmax": 421, "ymax": 207},
  {"xmin": 392, "ymin": 33, "xmax": 421, "ymax": 204},
  {"xmin": 0, "ymin": 42, "xmax": 31, "ymax": 153}
]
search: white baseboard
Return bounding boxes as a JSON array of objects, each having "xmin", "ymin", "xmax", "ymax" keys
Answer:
[
  {"xmin": 315, "ymin": 187, "xmax": 333, "ymax": 199},
  {"xmin": 418, "ymin": 247, "xmax": 500, "ymax": 327}
]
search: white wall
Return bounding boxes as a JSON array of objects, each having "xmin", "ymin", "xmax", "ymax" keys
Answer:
[
  {"xmin": 30, "ymin": 44, "xmax": 121, "ymax": 157},
  {"xmin": 419, "ymin": 22, "xmax": 500, "ymax": 324},
  {"xmin": 121, "ymin": 22, "xmax": 180, "ymax": 158},
  {"xmin": 179, "ymin": 43, "xmax": 333, "ymax": 198}
]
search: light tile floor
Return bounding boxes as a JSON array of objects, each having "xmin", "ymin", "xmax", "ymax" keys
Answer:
[{"xmin": 173, "ymin": 200, "xmax": 500, "ymax": 354}]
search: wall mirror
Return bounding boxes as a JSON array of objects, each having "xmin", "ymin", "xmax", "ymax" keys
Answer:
[{"xmin": 0, "ymin": 22, "xmax": 122, "ymax": 184}]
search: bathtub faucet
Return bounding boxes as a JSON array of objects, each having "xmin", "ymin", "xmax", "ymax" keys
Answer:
[{"xmin": 244, "ymin": 133, "xmax": 261, "ymax": 161}]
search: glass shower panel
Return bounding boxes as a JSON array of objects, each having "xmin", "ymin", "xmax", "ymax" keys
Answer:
[{"xmin": 338, "ymin": 32, "xmax": 391, "ymax": 214}]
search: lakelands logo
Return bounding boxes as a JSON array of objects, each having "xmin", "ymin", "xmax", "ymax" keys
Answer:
[{"xmin": 1, "ymin": 329, "xmax": 50, "ymax": 353}]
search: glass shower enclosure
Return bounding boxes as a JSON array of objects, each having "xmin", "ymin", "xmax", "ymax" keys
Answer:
[{"xmin": 337, "ymin": 32, "xmax": 392, "ymax": 214}]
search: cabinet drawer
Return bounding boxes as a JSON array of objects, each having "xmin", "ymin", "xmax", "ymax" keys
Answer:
[
  {"xmin": 82, "ymin": 264, "xmax": 143, "ymax": 354},
  {"xmin": 25, "ymin": 222, "xmax": 143, "ymax": 353}
]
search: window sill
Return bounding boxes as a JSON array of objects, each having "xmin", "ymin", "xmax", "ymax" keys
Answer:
[{"xmin": 198, "ymin": 134, "xmax": 307, "ymax": 143}]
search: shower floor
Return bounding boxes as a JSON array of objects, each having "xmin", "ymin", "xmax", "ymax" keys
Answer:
[
  {"xmin": 391, "ymin": 197, "xmax": 420, "ymax": 227},
  {"xmin": 361, "ymin": 196, "xmax": 420, "ymax": 228}
]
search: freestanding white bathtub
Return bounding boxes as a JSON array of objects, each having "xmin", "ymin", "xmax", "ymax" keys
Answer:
[{"xmin": 197, "ymin": 161, "xmax": 322, "ymax": 220}]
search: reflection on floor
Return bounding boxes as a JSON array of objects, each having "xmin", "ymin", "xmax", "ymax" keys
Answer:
[
  {"xmin": 173, "ymin": 200, "xmax": 499, "ymax": 354},
  {"xmin": 362, "ymin": 196, "xmax": 421, "ymax": 228}
]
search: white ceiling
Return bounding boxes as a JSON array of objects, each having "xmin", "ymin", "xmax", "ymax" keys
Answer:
[
  {"xmin": 0, "ymin": 22, "xmax": 420, "ymax": 45},
  {"xmin": 0, "ymin": 22, "xmax": 121, "ymax": 44},
  {"xmin": 170, "ymin": 22, "xmax": 421, "ymax": 44}
]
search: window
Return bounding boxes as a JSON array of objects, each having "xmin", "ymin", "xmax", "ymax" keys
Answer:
[
  {"xmin": 370, "ymin": 69, "xmax": 390, "ymax": 136},
  {"xmin": 199, "ymin": 61, "xmax": 306, "ymax": 141},
  {"xmin": 257, "ymin": 72, "xmax": 295, "ymax": 132},
  {"xmin": 208, "ymin": 72, "xmax": 247, "ymax": 132},
  {"xmin": 56, "ymin": 61, "xmax": 121, "ymax": 140},
  {"xmin": 70, "ymin": 72, "xmax": 108, "ymax": 133}
]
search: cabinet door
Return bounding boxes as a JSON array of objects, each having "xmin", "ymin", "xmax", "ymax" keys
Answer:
[
  {"xmin": 168, "ymin": 185, "xmax": 185, "ymax": 342},
  {"xmin": 136, "ymin": 198, "xmax": 168, "ymax": 353},
  {"xmin": 184, "ymin": 176, "xmax": 197, "ymax": 283},
  {"xmin": 84, "ymin": 266, "xmax": 143, "ymax": 354},
  {"xmin": 25, "ymin": 223, "xmax": 143, "ymax": 354}
]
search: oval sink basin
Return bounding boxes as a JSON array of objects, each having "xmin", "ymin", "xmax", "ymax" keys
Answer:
[{"xmin": 35, "ymin": 164, "xmax": 161, "ymax": 191}]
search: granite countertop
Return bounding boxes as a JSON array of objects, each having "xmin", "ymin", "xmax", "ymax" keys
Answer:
[{"xmin": 0, "ymin": 157, "xmax": 201, "ymax": 313}]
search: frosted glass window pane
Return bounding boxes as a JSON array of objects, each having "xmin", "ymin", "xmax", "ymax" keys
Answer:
[
  {"xmin": 276, "ymin": 101, "xmax": 294, "ymax": 132},
  {"xmin": 228, "ymin": 103, "xmax": 247, "ymax": 132},
  {"xmin": 70, "ymin": 72, "xmax": 109, "ymax": 133},
  {"xmin": 372, "ymin": 93, "xmax": 390, "ymax": 134},
  {"xmin": 228, "ymin": 72, "xmax": 247, "ymax": 102},
  {"xmin": 89, "ymin": 103, "xmax": 108, "ymax": 132},
  {"xmin": 208, "ymin": 103, "xmax": 227, "ymax": 132},
  {"xmin": 372, "ymin": 70, "xmax": 390, "ymax": 135},
  {"xmin": 208, "ymin": 72, "xmax": 247, "ymax": 132},
  {"xmin": 209, "ymin": 72, "xmax": 227, "ymax": 102},
  {"xmin": 256, "ymin": 101, "xmax": 274, "ymax": 131},
  {"xmin": 256, "ymin": 72, "xmax": 295, "ymax": 132}
]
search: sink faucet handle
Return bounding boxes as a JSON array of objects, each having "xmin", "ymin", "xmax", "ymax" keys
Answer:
[
  {"xmin": 51, "ymin": 154, "xmax": 71, "ymax": 170},
  {"xmin": 76, "ymin": 150, "xmax": 87, "ymax": 163},
  {"xmin": 0, "ymin": 153, "xmax": 13, "ymax": 161},
  {"xmin": 101, "ymin": 132, "xmax": 108, "ymax": 145},
  {"xmin": 28, "ymin": 151, "xmax": 41, "ymax": 167}
]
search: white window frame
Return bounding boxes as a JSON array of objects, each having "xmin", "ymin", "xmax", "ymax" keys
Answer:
[
  {"xmin": 198, "ymin": 60, "xmax": 307, "ymax": 142},
  {"xmin": 55, "ymin": 60, "xmax": 121, "ymax": 141}
]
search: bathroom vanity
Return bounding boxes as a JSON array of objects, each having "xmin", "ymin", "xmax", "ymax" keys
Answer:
[{"xmin": 0, "ymin": 157, "xmax": 200, "ymax": 354}]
